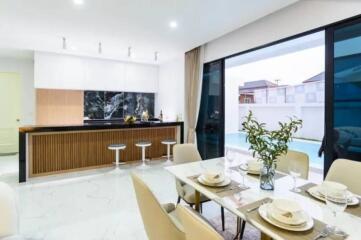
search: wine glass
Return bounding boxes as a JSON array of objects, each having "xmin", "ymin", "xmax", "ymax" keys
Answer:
[
  {"xmin": 225, "ymin": 148, "xmax": 235, "ymax": 173},
  {"xmin": 288, "ymin": 163, "xmax": 301, "ymax": 193},
  {"xmin": 238, "ymin": 160, "xmax": 248, "ymax": 189},
  {"xmin": 326, "ymin": 188, "xmax": 348, "ymax": 236}
]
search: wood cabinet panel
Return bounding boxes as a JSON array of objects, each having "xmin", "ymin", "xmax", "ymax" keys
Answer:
[
  {"xmin": 36, "ymin": 89, "xmax": 84, "ymax": 125},
  {"xmin": 29, "ymin": 127, "xmax": 177, "ymax": 177}
]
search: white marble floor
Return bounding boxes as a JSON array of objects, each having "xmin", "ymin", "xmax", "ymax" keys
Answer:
[{"xmin": 0, "ymin": 154, "xmax": 322, "ymax": 240}]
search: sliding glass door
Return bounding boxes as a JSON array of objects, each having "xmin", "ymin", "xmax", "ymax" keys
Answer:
[
  {"xmin": 325, "ymin": 18, "xmax": 361, "ymax": 175},
  {"xmin": 196, "ymin": 59, "xmax": 224, "ymax": 159}
]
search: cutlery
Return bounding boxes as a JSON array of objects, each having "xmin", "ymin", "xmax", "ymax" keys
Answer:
[
  {"xmin": 247, "ymin": 199, "xmax": 272, "ymax": 213},
  {"xmin": 313, "ymin": 227, "xmax": 331, "ymax": 240},
  {"xmin": 215, "ymin": 186, "xmax": 237, "ymax": 193}
]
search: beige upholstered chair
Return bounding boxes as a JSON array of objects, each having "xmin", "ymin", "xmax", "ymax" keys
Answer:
[
  {"xmin": 326, "ymin": 159, "xmax": 361, "ymax": 196},
  {"xmin": 0, "ymin": 182, "xmax": 18, "ymax": 238},
  {"xmin": 131, "ymin": 173, "xmax": 185, "ymax": 240},
  {"xmin": 177, "ymin": 205, "xmax": 224, "ymax": 240},
  {"xmin": 173, "ymin": 144, "xmax": 225, "ymax": 231},
  {"xmin": 276, "ymin": 150, "xmax": 309, "ymax": 180}
]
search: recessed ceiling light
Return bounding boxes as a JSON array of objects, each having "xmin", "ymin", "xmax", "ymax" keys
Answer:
[
  {"xmin": 169, "ymin": 21, "xmax": 178, "ymax": 29},
  {"xmin": 73, "ymin": 0, "xmax": 84, "ymax": 5}
]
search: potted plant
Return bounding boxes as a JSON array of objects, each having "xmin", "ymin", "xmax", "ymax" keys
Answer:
[{"xmin": 242, "ymin": 111, "xmax": 302, "ymax": 190}]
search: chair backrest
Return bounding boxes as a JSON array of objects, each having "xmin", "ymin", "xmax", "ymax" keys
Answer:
[
  {"xmin": 276, "ymin": 150, "xmax": 309, "ymax": 180},
  {"xmin": 177, "ymin": 205, "xmax": 223, "ymax": 240},
  {"xmin": 173, "ymin": 144, "xmax": 202, "ymax": 164},
  {"xmin": 326, "ymin": 159, "xmax": 361, "ymax": 196},
  {"xmin": 0, "ymin": 182, "xmax": 18, "ymax": 237},
  {"xmin": 131, "ymin": 173, "xmax": 185, "ymax": 240}
]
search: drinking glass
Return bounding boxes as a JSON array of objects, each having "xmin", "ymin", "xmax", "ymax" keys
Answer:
[
  {"xmin": 238, "ymin": 160, "xmax": 248, "ymax": 188},
  {"xmin": 226, "ymin": 148, "xmax": 235, "ymax": 173},
  {"xmin": 326, "ymin": 188, "xmax": 348, "ymax": 236},
  {"xmin": 288, "ymin": 163, "xmax": 301, "ymax": 193}
]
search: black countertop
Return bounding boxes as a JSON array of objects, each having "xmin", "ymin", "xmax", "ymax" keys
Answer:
[{"xmin": 19, "ymin": 121, "xmax": 184, "ymax": 133}]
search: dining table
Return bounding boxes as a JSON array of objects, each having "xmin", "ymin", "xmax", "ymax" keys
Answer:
[{"xmin": 165, "ymin": 157, "xmax": 361, "ymax": 240}]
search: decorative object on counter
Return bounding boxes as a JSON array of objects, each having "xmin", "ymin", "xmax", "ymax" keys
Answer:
[
  {"xmin": 141, "ymin": 110, "xmax": 149, "ymax": 122},
  {"xmin": 242, "ymin": 111, "xmax": 302, "ymax": 190},
  {"xmin": 84, "ymin": 91, "xmax": 154, "ymax": 120},
  {"xmin": 159, "ymin": 110, "xmax": 163, "ymax": 122},
  {"xmin": 176, "ymin": 113, "xmax": 182, "ymax": 122},
  {"xmin": 124, "ymin": 115, "xmax": 137, "ymax": 124}
]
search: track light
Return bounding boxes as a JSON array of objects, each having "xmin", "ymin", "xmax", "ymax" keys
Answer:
[
  {"xmin": 62, "ymin": 37, "xmax": 67, "ymax": 50},
  {"xmin": 98, "ymin": 42, "xmax": 102, "ymax": 54},
  {"xmin": 128, "ymin": 46, "xmax": 132, "ymax": 58}
]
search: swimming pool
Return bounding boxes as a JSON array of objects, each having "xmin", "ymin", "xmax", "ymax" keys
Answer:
[{"xmin": 225, "ymin": 132, "xmax": 324, "ymax": 169}]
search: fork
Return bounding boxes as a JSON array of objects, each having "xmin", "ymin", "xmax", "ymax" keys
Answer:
[
  {"xmin": 246, "ymin": 199, "xmax": 272, "ymax": 213},
  {"xmin": 313, "ymin": 227, "xmax": 331, "ymax": 240}
]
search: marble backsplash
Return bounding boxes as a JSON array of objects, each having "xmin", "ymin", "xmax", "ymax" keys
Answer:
[{"xmin": 84, "ymin": 91, "xmax": 154, "ymax": 120}]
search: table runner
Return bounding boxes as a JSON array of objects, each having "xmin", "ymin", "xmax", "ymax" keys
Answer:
[
  {"xmin": 188, "ymin": 175, "xmax": 249, "ymax": 198},
  {"xmin": 238, "ymin": 198, "xmax": 344, "ymax": 240},
  {"xmin": 296, "ymin": 183, "xmax": 361, "ymax": 218},
  {"xmin": 229, "ymin": 165, "xmax": 287, "ymax": 180}
]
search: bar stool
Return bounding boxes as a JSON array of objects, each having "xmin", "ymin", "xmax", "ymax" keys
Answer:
[
  {"xmin": 136, "ymin": 141, "xmax": 152, "ymax": 168},
  {"xmin": 161, "ymin": 139, "xmax": 177, "ymax": 164},
  {"xmin": 108, "ymin": 144, "xmax": 126, "ymax": 167}
]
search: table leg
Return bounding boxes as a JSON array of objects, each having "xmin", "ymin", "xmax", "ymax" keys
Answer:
[
  {"xmin": 194, "ymin": 190, "xmax": 200, "ymax": 212},
  {"xmin": 261, "ymin": 232, "xmax": 271, "ymax": 240}
]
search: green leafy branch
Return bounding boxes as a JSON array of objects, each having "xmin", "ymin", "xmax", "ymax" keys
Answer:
[{"xmin": 242, "ymin": 111, "xmax": 302, "ymax": 169}]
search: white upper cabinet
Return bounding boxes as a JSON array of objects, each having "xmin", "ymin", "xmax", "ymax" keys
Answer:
[
  {"xmin": 34, "ymin": 52, "xmax": 158, "ymax": 92},
  {"xmin": 124, "ymin": 63, "xmax": 158, "ymax": 93}
]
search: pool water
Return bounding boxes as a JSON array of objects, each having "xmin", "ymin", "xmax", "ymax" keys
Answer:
[{"xmin": 225, "ymin": 132, "xmax": 324, "ymax": 169}]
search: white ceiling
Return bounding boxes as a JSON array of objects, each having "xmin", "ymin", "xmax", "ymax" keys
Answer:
[{"xmin": 0, "ymin": 0, "xmax": 298, "ymax": 64}]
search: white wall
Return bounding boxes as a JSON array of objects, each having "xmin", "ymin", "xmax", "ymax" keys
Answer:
[
  {"xmin": 204, "ymin": 0, "xmax": 361, "ymax": 62},
  {"xmin": 156, "ymin": 56, "xmax": 185, "ymax": 121},
  {"xmin": 238, "ymin": 104, "xmax": 324, "ymax": 141},
  {"xmin": 0, "ymin": 58, "xmax": 35, "ymax": 125}
]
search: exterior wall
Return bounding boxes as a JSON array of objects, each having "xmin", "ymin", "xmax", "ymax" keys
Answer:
[
  {"xmin": 253, "ymin": 81, "xmax": 325, "ymax": 104},
  {"xmin": 239, "ymin": 104, "xmax": 324, "ymax": 141}
]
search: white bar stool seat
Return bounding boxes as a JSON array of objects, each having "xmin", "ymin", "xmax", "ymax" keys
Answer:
[
  {"xmin": 136, "ymin": 141, "xmax": 152, "ymax": 168},
  {"xmin": 108, "ymin": 144, "xmax": 126, "ymax": 166},
  {"xmin": 161, "ymin": 139, "xmax": 177, "ymax": 164}
]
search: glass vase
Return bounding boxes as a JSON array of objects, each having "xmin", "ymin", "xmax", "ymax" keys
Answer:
[{"xmin": 260, "ymin": 164, "xmax": 275, "ymax": 190}]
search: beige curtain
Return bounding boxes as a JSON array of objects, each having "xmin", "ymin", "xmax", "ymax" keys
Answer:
[{"xmin": 185, "ymin": 46, "xmax": 204, "ymax": 143}]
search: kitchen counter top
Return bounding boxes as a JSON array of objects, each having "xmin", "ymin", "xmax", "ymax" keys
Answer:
[{"xmin": 19, "ymin": 121, "xmax": 183, "ymax": 133}]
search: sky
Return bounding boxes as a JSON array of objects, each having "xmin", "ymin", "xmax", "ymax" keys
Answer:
[{"xmin": 225, "ymin": 45, "xmax": 325, "ymax": 86}]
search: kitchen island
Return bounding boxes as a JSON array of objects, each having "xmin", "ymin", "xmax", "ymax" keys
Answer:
[{"xmin": 19, "ymin": 121, "xmax": 183, "ymax": 182}]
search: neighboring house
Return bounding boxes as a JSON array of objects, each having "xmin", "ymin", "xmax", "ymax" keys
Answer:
[
  {"xmin": 239, "ymin": 80, "xmax": 278, "ymax": 103},
  {"xmin": 239, "ymin": 72, "xmax": 325, "ymax": 104}
]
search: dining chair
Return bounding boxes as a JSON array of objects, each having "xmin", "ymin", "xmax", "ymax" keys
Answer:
[
  {"xmin": 326, "ymin": 158, "xmax": 361, "ymax": 196},
  {"xmin": 173, "ymin": 144, "xmax": 226, "ymax": 231},
  {"xmin": 0, "ymin": 182, "xmax": 18, "ymax": 238},
  {"xmin": 131, "ymin": 173, "xmax": 185, "ymax": 240},
  {"xmin": 177, "ymin": 205, "xmax": 224, "ymax": 240},
  {"xmin": 276, "ymin": 150, "xmax": 309, "ymax": 180}
]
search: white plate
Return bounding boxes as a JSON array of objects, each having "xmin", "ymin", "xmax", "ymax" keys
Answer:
[
  {"xmin": 259, "ymin": 203, "xmax": 314, "ymax": 232},
  {"xmin": 239, "ymin": 164, "xmax": 260, "ymax": 175},
  {"xmin": 199, "ymin": 173, "xmax": 224, "ymax": 184},
  {"xmin": 270, "ymin": 199, "xmax": 307, "ymax": 226},
  {"xmin": 197, "ymin": 176, "xmax": 231, "ymax": 187},
  {"xmin": 307, "ymin": 186, "xmax": 359, "ymax": 206}
]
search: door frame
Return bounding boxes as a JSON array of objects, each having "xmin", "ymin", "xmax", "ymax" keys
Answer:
[
  {"xmin": 324, "ymin": 16, "xmax": 361, "ymax": 176},
  {"xmin": 201, "ymin": 13, "xmax": 361, "ymax": 177}
]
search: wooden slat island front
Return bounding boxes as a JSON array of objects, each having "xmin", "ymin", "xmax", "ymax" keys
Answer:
[{"xmin": 19, "ymin": 121, "xmax": 184, "ymax": 182}]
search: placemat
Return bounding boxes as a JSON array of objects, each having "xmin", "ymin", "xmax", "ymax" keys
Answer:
[
  {"xmin": 188, "ymin": 175, "xmax": 249, "ymax": 198},
  {"xmin": 229, "ymin": 165, "xmax": 287, "ymax": 180},
  {"xmin": 296, "ymin": 183, "xmax": 361, "ymax": 218},
  {"xmin": 238, "ymin": 198, "xmax": 344, "ymax": 240}
]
